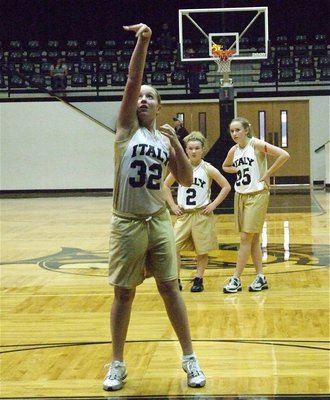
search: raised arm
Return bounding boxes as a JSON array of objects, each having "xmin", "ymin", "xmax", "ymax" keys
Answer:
[{"xmin": 116, "ymin": 23, "xmax": 152, "ymax": 141}]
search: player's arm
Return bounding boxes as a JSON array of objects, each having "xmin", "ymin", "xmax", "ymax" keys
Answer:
[
  {"xmin": 116, "ymin": 23, "xmax": 151, "ymax": 141},
  {"xmin": 222, "ymin": 146, "xmax": 238, "ymax": 174},
  {"xmin": 202, "ymin": 165, "xmax": 231, "ymax": 214},
  {"xmin": 254, "ymin": 139, "xmax": 290, "ymax": 183},
  {"xmin": 160, "ymin": 124, "xmax": 193, "ymax": 187},
  {"xmin": 164, "ymin": 173, "xmax": 183, "ymax": 216}
]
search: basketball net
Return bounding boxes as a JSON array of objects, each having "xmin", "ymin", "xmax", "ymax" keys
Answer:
[{"xmin": 211, "ymin": 44, "xmax": 235, "ymax": 86}]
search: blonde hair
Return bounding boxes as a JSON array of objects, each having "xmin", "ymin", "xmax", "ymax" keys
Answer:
[
  {"xmin": 230, "ymin": 117, "xmax": 254, "ymax": 138},
  {"xmin": 183, "ymin": 131, "xmax": 208, "ymax": 150}
]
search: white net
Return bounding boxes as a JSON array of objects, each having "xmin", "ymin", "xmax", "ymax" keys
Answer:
[{"xmin": 212, "ymin": 55, "xmax": 233, "ymax": 73}]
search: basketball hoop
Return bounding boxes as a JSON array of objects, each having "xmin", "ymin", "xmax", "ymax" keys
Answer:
[{"xmin": 211, "ymin": 44, "xmax": 235, "ymax": 74}]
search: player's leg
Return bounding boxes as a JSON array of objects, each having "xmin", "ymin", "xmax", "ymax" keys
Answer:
[
  {"xmin": 190, "ymin": 253, "xmax": 208, "ymax": 292},
  {"xmin": 223, "ymin": 231, "xmax": 253, "ymax": 293},
  {"xmin": 105, "ymin": 216, "xmax": 147, "ymax": 391},
  {"xmin": 177, "ymin": 251, "xmax": 183, "ymax": 290},
  {"xmin": 249, "ymin": 233, "xmax": 268, "ymax": 292},
  {"xmin": 191, "ymin": 212, "xmax": 217, "ymax": 292},
  {"xmin": 155, "ymin": 278, "xmax": 206, "ymax": 388},
  {"xmin": 111, "ymin": 286, "xmax": 136, "ymax": 361},
  {"xmin": 103, "ymin": 286, "xmax": 136, "ymax": 391},
  {"xmin": 236, "ymin": 231, "xmax": 254, "ymax": 276},
  {"xmin": 251, "ymin": 233, "xmax": 262, "ymax": 274}
]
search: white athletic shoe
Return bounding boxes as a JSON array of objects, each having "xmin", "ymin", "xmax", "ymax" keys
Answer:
[
  {"xmin": 223, "ymin": 276, "xmax": 242, "ymax": 293},
  {"xmin": 103, "ymin": 361, "xmax": 127, "ymax": 391},
  {"xmin": 249, "ymin": 274, "xmax": 269, "ymax": 292},
  {"xmin": 182, "ymin": 356, "xmax": 206, "ymax": 388}
]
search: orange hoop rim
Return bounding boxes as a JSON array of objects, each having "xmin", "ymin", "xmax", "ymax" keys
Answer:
[{"xmin": 211, "ymin": 44, "xmax": 235, "ymax": 61}]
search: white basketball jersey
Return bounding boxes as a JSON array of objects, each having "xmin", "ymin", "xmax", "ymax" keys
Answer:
[
  {"xmin": 177, "ymin": 160, "xmax": 211, "ymax": 209},
  {"xmin": 233, "ymin": 138, "xmax": 267, "ymax": 194},
  {"xmin": 114, "ymin": 127, "xmax": 170, "ymax": 215}
]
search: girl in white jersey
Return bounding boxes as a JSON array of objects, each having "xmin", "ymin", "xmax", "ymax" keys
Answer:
[
  {"xmin": 222, "ymin": 117, "xmax": 290, "ymax": 293},
  {"xmin": 164, "ymin": 131, "xmax": 231, "ymax": 292},
  {"xmin": 103, "ymin": 23, "xmax": 206, "ymax": 391}
]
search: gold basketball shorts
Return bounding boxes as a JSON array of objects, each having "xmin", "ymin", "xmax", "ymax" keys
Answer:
[
  {"xmin": 108, "ymin": 207, "xmax": 177, "ymax": 288},
  {"xmin": 234, "ymin": 189, "xmax": 270, "ymax": 233},
  {"xmin": 174, "ymin": 208, "xmax": 218, "ymax": 254}
]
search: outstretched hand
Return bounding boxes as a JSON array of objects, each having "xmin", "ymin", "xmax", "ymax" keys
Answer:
[{"xmin": 123, "ymin": 23, "xmax": 152, "ymax": 38}]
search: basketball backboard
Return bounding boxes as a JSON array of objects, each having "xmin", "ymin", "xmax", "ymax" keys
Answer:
[{"xmin": 178, "ymin": 6, "xmax": 269, "ymax": 62}]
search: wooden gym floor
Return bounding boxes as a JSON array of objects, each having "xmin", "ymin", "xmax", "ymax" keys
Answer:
[{"xmin": 0, "ymin": 189, "xmax": 329, "ymax": 400}]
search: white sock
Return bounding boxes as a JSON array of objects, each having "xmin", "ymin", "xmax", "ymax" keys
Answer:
[{"xmin": 182, "ymin": 352, "xmax": 196, "ymax": 361}]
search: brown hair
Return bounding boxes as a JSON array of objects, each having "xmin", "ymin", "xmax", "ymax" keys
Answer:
[{"xmin": 230, "ymin": 117, "xmax": 254, "ymax": 138}]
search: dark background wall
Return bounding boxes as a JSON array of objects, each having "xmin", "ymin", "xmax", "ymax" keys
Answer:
[{"xmin": 1, "ymin": 0, "xmax": 329, "ymax": 46}]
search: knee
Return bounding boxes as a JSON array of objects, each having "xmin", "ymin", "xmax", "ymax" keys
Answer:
[
  {"xmin": 240, "ymin": 232, "xmax": 253, "ymax": 244},
  {"xmin": 156, "ymin": 279, "xmax": 178, "ymax": 298},
  {"xmin": 114, "ymin": 287, "xmax": 135, "ymax": 305}
]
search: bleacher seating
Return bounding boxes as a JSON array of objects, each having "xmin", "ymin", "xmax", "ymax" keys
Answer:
[
  {"xmin": 171, "ymin": 70, "xmax": 186, "ymax": 85},
  {"xmin": 0, "ymin": 74, "xmax": 6, "ymax": 88},
  {"xmin": 51, "ymin": 76, "xmax": 67, "ymax": 90},
  {"xmin": 9, "ymin": 40, "xmax": 22, "ymax": 50},
  {"xmin": 101, "ymin": 49, "xmax": 117, "ymax": 62},
  {"xmin": 155, "ymin": 61, "xmax": 171, "ymax": 73},
  {"xmin": 0, "ymin": 32, "xmax": 329, "ymax": 94},
  {"xmin": 84, "ymin": 40, "xmax": 98, "ymax": 49},
  {"xmin": 99, "ymin": 61, "xmax": 113, "ymax": 74},
  {"xmin": 151, "ymin": 72, "xmax": 167, "ymax": 85},
  {"xmin": 79, "ymin": 62, "xmax": 94, "ymax": 74},
  {"xmin": 198, "ymin": 71, "xmax": 208, "ymax": 84},
  {"xmin": 47, "ymin": 40, "xmax": 60, "ymax": 50},
  {"xmin": 30, "ymin": 74, "xmax": 46, "ymax": 88},
  {"xmin": 84, "ymin": 49, "xmax": 99, "ymax": 62},
  {"xmin": 144, "ymin": 61, "xmax": 153, "ymax": 73},
  {"xmin": 298, "ymin": 56, "xmax": 314, "ymax": 68},
  {"xmin": 111, "ymin": 72, "xmax": 127, "ymax": 86},
  {"xmin": 293, "ymin": 44, "xmax": 309, "ymax": 57},
  {"xmin": 91, "ymin": 73, "xmax": 107, "ymax": 87},
  {"xmin": 47, "ymin": 50, "xmax": 61, "ymax": 63},
  {"xmin": 320, "ymin": 67, "xmax": 330, "ymax": 81},
  {"xmin": 10, "ymin": 74, "xmax": 26, "ymax": 88},
  {"xmin": 312, "ymin": 43, "xmax": 327, "ymax": 57},
  {"xmin": 103, "ymin": 40, "xmax": 117, "ymax": 49},
  {"xmin": 40, "ymin": 62, "xmax": 52, "ymax": 75},
  {"xmin": 299, "ymin": 67, "xmax": 317, "ymax": 82},
  {"xmin": 279, "ymin": 56, "xmax": 295, "ymax": 68},
  {"xmin": 27, "ymin": 50, "xmax": 43, "ymax": 63},
  {"xmin": 259, "ymin": 69, "xmax": 276, "ymax": 83},
  {"xmin": 317, "ymin": 55, "xmax": 330, "ymax": 68},
  {"xmin": 120, "ymin": 48, "xmax": 134, "ymax": 60},
  {"xmin": 278, "ymin": 68, "xmax": 296, "ymax": 82},
  {"xmin": 20, "ymin": 62, "xmax": 35, "ymax": 75},
  {"xmin": 260, "ymin": 58, "xmax": 276, "ymax": 70},
  {"xmin": 9, "ymin": 51, "xmax": 24, "ymax": 63},
  {"xmin": 116, "ymin": 60, "xmax": 129, "ymax": 73},
  {"xmin": 71, "ymin": 73, "xmax": 87, "ymax": 87}
]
